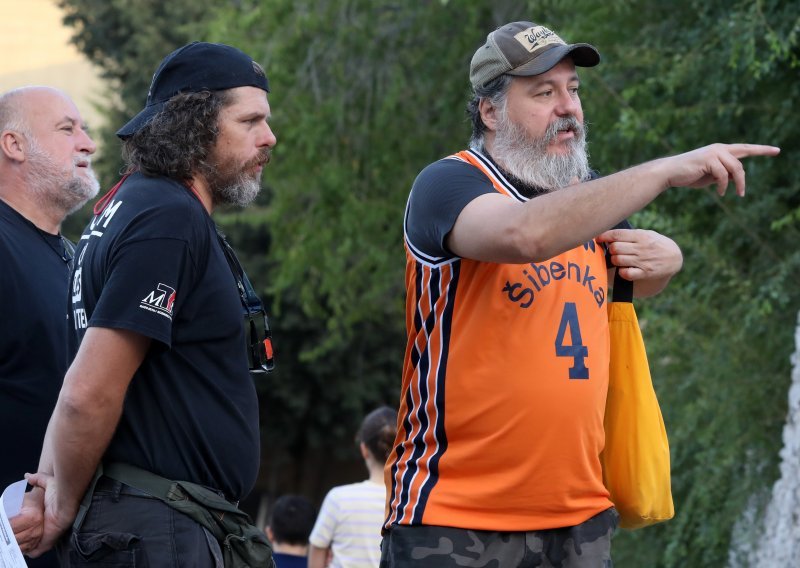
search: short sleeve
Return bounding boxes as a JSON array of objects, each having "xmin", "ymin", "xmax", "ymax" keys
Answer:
[
  {"xmin": 308, "ymin": 490, "xmax": 337, "ymax": 548},
  {"xmin": 88, "ymin": 237, "xmax": 197, "ymax": 348},
  {"xmin": 405, "ymin": 158, "xmax": 495, "ymax": 259}
]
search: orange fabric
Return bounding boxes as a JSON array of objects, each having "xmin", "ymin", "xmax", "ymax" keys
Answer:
[{"xmin": 385, "ymin": 151, "xmax": 614, "ymax": 531}]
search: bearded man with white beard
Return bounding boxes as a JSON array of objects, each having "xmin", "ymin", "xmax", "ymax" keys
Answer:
[
  {"xmin": 381, "ymin": 21, "xmax": 780, "ymax": 568},
  {"xmin": 14, "ymin": 43, "xmax": 278, "ymax": 567},
  {"xmin": 0, "ymin": 86, "xmax": 99, "ymax": 568}
]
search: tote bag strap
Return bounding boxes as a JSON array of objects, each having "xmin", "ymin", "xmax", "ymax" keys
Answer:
[{"xmin": 611, "ymin": 269, "xmax": 634, "ymax": 303}]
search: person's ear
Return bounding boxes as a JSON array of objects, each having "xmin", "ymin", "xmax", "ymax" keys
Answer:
[
  {"xmin": 479, "ymin": 98, "xmax": 499, "ymax": 133},
  {"xmin": 265, "ymin": 526, "xmax": 274, "ymax": 540},
  {"xmin": 0, "ymin": 130, "xmax": 27, "ymax": 163},
  {"xmin": 359, "ymin": 442, "xmax": 370, "ymax": 461}
]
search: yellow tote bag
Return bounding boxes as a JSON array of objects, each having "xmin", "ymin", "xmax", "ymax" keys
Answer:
[{"xmin": 601, "ymin": 271, "xmax": 674, "ymax": 529}]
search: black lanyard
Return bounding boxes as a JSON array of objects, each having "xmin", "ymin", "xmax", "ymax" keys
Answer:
[{"xmin": 216, "ymin": 229, "xmax": 275, "ymax": 373}]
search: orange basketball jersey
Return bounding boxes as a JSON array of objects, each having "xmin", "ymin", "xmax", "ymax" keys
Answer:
[{"xmin": 385, "ymin": 150, "xmax": 613, "ymax": 531}]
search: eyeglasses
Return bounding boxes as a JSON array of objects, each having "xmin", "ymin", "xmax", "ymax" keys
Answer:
[{"xmin": 217, "ymin": 230, "xmax": 275, "ymax": 374}]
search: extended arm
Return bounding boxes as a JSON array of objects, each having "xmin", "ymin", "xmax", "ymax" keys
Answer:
[{"xmin": 447, "ymin": 143, "xmax": 779, "ymax": 264}]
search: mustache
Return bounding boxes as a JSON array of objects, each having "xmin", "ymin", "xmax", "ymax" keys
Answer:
[
  {"xmin": 73, "ymin": 154, "xmax": 93, "ymax": 168},
  {"xmin": 543, "ymin": 116, "xmax": 584, "ymax": 144},
  {"xmin": 247, "ymin": 147, "xmax": 272, "ymax": 168}
]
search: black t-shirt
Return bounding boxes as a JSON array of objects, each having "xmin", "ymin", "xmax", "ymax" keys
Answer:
[
  {"xmin": 68, "ymin": 172, "xmax": 260, "ymax": 500},
  {"xmin": 405, "ymin": 150, "xmax": 631, "ymax": 260},
  {"xmin": 0, "ymin": 199, "xmax": 72, "ymax": 490}
]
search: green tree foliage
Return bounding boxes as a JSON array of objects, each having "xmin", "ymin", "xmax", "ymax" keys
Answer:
[{"xmin": 59, "ymin": 0, "xmax": 799, "ymax": 564}]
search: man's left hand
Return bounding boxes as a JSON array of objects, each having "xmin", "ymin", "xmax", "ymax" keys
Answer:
[{"xmin": 598, "ymin": 229, "xmax": 683, "ymax": 297}]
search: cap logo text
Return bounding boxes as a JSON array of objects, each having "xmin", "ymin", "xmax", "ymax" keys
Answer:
[{"xmin": 514, "ymin": 26, "xmax": 565, "ymax": 53}]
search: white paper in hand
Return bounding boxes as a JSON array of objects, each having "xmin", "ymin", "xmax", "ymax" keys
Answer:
[{"xmin": 0, "ymin": 480, "xmax": 29, "ymax": 567}]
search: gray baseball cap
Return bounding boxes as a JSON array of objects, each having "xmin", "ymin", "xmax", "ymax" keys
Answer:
[{"xmin": 470, "ymin": 21, "xmax": 600, "ymax": 89}]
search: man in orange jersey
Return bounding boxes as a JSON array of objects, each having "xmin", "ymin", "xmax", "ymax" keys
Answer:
[{"xmin": 381, "ymin": 20, "xmax": 779, "ymax": 567}]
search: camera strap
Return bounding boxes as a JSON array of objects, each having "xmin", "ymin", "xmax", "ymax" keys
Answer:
[
  {"xmin": 216, "ymin": 229, "xmax": 261, "ymax": 312},
  {"xmin": 216, "ymin": 228, "xmax": 275, "ymax": 372}
]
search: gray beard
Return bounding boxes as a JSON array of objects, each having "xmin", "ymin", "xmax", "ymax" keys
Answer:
[
  {"xmin": 26, "ymin": 144, "xmax": 99, "ymax": 215},
  {"xmin": 202, "ymin": 150, "xmax": 269, "ymax": 207},
  {"xmin": 212, "ymin": 175, "xmax": 261, "ymax": 207},
  {"xmin": 492, "ymin": 112, "xmax": 590, "ymax": 191}
]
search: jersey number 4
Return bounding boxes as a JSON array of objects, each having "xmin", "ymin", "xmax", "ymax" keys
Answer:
[{"xmin": 554, "ymin": 302, "xmax": 589, "ymax": 379}]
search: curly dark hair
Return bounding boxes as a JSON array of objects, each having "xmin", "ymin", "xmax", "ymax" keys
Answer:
[
  {"xmin": 466, "ymin": 74, "xmax": 513, "ymax": 151},
  {"xmin": 357, "ymin": 406, "xmax": 398, "ymax": 461},
  {"xmin": 121, "ymin": 90, "xmax": 231, "ymax": 180}
]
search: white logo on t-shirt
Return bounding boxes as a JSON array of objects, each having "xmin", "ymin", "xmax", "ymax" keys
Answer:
[{"xmin": 139, "ymin": 283, "xmax": 176, "ymax": 320}]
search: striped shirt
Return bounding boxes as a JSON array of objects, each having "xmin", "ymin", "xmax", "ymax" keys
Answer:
[{"xmin": 309, "ymin": 480, "xmax": 385, "ymax": 567}]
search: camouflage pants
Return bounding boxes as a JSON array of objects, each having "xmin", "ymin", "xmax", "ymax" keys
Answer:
[{"xmin": 379, "ymin": 508, "xmax": 618, "ymax": 568}]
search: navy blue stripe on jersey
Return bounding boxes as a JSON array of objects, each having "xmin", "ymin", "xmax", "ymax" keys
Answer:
[
  {"xmin": 384, "ymin": 392, "xmax": 413, "ymax": 528},
  {"xmin": 410, "ymin": 261, "xmax": 458, "ymax": 524},
  {"xmin": 394, "ymin": 382, "xmax": 428, "ymax": 524},
  {"xmin": 410, "ymin": 262, "xmax": 424, "ymax": 371},
  {"xmin": 423, "ymin": 268, "xmax": 441, "ymax": 338},
  {"xmin": 395, "ymin": 266, "xmax": 442, "ymax": 524}
]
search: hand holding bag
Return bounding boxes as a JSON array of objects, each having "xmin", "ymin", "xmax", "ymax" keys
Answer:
[{"xmin": 601, "ymin": 270, "xmax": 675, "ymax": 529}]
